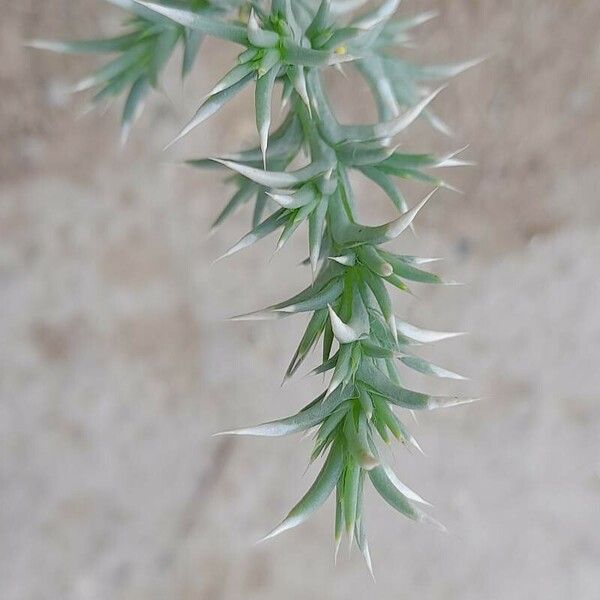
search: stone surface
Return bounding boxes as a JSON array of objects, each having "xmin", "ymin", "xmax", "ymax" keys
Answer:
[{"xmin": 1, "ymin": 1, "xmax": 599, "ymax": 598}]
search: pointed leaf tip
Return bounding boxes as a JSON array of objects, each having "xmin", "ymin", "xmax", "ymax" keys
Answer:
[{"xmin": 384, "ymin": 188, "xmax": 438, "ymax": 240}]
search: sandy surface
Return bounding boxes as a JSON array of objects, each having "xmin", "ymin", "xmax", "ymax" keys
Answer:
[{"xmin": 2, "ymin": 1, "xmax": 600, "ymax": 598}]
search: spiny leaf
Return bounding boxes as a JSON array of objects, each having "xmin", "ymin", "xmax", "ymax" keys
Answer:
[
  {"xmin": 336, "ymin": 188, "xmax": 436, "ymax": 245},
  {"xmin": 168, "ymin": 71, "xmax": 254, "ymax": 147},
  {"xmin": 69, "ymin": 46, "xmax": 146, "ymax": 93},
  {"xmin": 120, "ymin": 74, "xmax": 149, "ymax": 145},
  {"xmin": 314, "ymin": 406, "xmax": 348, "ymax": 453},
  {"xmin": 395, "ymin": 320, "xmax": 466, "ymax": 343},
  {"xmin": 135, "ymin": 1, "xmax": 249, "ymax": 44},
  {"xmin": 327, "ymin": 343, "xmax": 353, "ymax": 395},
  {"xmin": 357, "ymin": 246, "xmax": 393, "ymax": 278},
  {"xmin": 334, "ymin": 482, "xmax": 344, "ymax": 561},
  {"xmin": 286, "ymin": 308, "xmax": 329, "ymax": 379},
  {"xmin": 255, "ymin": 64, "xmax": 281, "ymax": 168},
  {"xmin": 210, "ymin": 180, "xmax": 258, "ymax": 232},
  {"xmin": 361, "ymin": 268, "xmax": 396, "ymax": 343},
  {"xmin": 278, "ymin": 277, "xmax": 345, "ymax": 314},
  {"xmin": 216, "ymin": 385, "xmax": 353, "ymax": 438},
  {"xmin": 268, "ymin": 184, "xmax": 317, "ymax": 209},
  {"xmin": 382, "ymin": 464, "xmax": 431, "ymax": 506},
  {"xmin": 357, "ymin": 386, "xmax": 374, "ymax": 419},
  {"xmin": 213, "ymin": 158, "xmax": 331, "ymax": 188},
  {"xmin": 368, "ymin": 466, "xmax": 420, "ymax": 520},
  {"xmin": 343, "ymin": 459, "xmax": 361, "ymax": 535},
  {"xmin": 27, "ymin": 34, "xmax": 138, "ymax": 54},
  {"xmin": 343, "ymin": 86, "xmax": 445, "ymax": 142},
  {"xmin": 352, "ymin": 0, "xmax": 401, "ymax": 30},
  {"xmin": 261, "ymin": 440, "xmax": 344, "ymax": 541},
  {"xmin": 247, "ymin": 9, "xmax": 280, "ymax": 48},
  {"xmin": 354, "ymin": 509, "xmax": 374, "ymax": 579},
  {"xmin": 306, "ymin": 0, "xmax": 332, "ymax": 39},
  {"xmin": 359, "ymin": 166, "xmax": 408, "ymax": 212},
  {"xmin": 369, "ymin": 467, "xmax": 446, "ymax": 531},
  {"xmin": 217, "ymin": 208, "xmax": 287, "ymax": 260},
  {"xmin": 386, "ymin": 259, "xmax": 443, "ymax": 284},
  {"xmin": 182, "ymin": 29, "xmax": 204, "ymax": 78},
  {"xmin": 400, "ymin": 355, "xmax": 467, "ymax": 380},
  {"xmin": 343, "ymin": 411, "xmax": 378, "ymax": 470},
  {"xmin": 308, "ymin": 195, "xmax": 328, "ymax": 275},
  {"xmin": 205, "ymin": 61, "xmax": 256, "ymax": 98}
]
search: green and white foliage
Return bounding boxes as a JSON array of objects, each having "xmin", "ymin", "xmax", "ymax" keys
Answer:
[
  {"xmin": 34, "ymin": 0, "xmax": 480, "ymax": 573},
  {"xmin": 29, "ymin": 0, "xmax": 247, "ymax": 143}
]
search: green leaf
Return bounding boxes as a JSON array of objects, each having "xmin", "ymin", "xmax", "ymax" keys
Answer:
[
  {"xmin": 182, "ymin": 29, "xmax": 204, "ymax": 78},
  {"xmin": 354, "ymin": 57, "xmax": 399, "ymax": 120},
  {"xmin": 371, "ymin": 394, "xmax": 403, "ymax": 440},
  {"xmin": 205, "ymin": 61, "xmax": 256, "ymax": 98},
  {"xmin": 354, "ymin": 505, "xmax": 374, "ymax": 578},
  {"xmin": 306, "ymin": 0, "xmax": 332, "ymax": 39},
  {"xmin": 217, "ymin": 208, "xmax": 287, "ymax": 260},
  {"xmin": 384, "ymin": 11, "xmax": 439, "ymax": 34},
  {"xmin": 343, "ymin": 411, "xmax": 378, "ymax": 469},
  {"xmin": 213, "ymin": 158, "xmax": 331, "ymax": 189},
  {"xmin": 381, "ymin": 463, "xmax": 430, "ymax": 506},
  {"xmin": 357, "ymin": 361, "xmax": 428, "ymax": 409},
  {"xmin": 120, "ymin": 74, "xmax": 150, "ymax": 144},
  {"xmin": 334, "ymin": 481, "xmax": 344, "ymax": 559},
  {"xmin": 404, "ymin": 57, "xmax": 485, "ymax": 81},
  {"xmin": 352, "ymin": 0, "xmax": 401, "ymax": 30},
  {"xmin": 136, "ymin": 1, "xmax": 249, "ymax": 44},
  {"xmin": 216, "ymin": 385, "xmax": 353, "ymax": 438},
  {"xmin": 255, "ymin": 64, "xmax": 281, "ymax": 168},
  {"xmin": 357, "ymin": 386, "xmax": 374, "ymax": 419},
  {"xmin": 220, "ymin": 114, "xmax": 303, "ymax": 165},
  {"xmin": 286, "ymin": 308, "xmax": 329, "ymax": 378},
  {"xmin": 357, "ymin": 246, "xmax": 393, "ymax": 278},
  {"xmin": 252, "ymin": 189, "xmax": 269, "ymax": 228},
  {"xmin": 400, "ymin": 355, "xmax": 467, "ymax": 380},
  {"xmin": 308, "ymin": 195, "xmax": 328, "ymax": 274},
  {"xmin": 211, "ymin": 180, "xmax": 258, "ymax": 232},
  {"xmin": 322, "ymin": 317, "xmax": 334, "ymax": 362},
  {"xmin": 261, "ymin": 440, "xmax": 344, "ymax": 541},
  {"xmin": 361, "ymin": 268, "xmax": 396, "ymax": 342},
  {"xmin": 168, "ymin": 71, "xmax": 254, "ymax": 147},
  {"xmin": 276, "ymin": 210, "xmax": 305, "ymax": 252},
  {"xmin": 359, "ymin": 166, "xmax": 408, "ymax": 212},
  {"xmin": 327, "ymin": 343, "xmax": 353, "ymax": 395},
  {"xmin": 247, "ymin": 9, "xmax": 280, "ymax": 48},
  {"xmin": 334, "ymin": 188, "xmax": 436, "ymax": 246},
  {"xmin": 381, "ymin": 252, "xmax": 443, "ymax": 284},
  {"xmin": 314, "ymin": 405, "xmax": 348, "ymax": 451},
  {"xmin": 311, "ymin": 352, "xmax": 339, "ymax": 376},
  {"xmin": 395, "ymin": 320, "xmax": 466, "ymax": 343},
  {"xmin": 328, "ymin": 284, "xmax": 369, "ymax": 344},
  {"xmin": 282, "ymin": 41, "xmax": 337, "ymax": 68},
  {"xmin": 343, "ymin": 459, "xmax": 361, "ymax": 534},
  {"xmin": 278, "ymin": 277, "xmax": 345, "ymax": 314},
  {"xmin": 107, "ymin": 0, "xmax": 175, "ymax": 23},
  {"xmin": 360, "ymin": 361, "xmax": 476, "ymax": 410},
  {"xmin": 27, "ymin": 34, "xmax": 138, "ymax": 54},
  {"xmin": 70, "ymin": 45, "xmax": 146, "ymax": 92},
  {"xmin": 269, "ymin": 183, "xmax": 318, "ymax": 209},
  {"xmin": 368, "ymin": 466, "xmax": 420, "ymax": 521},
  {"xmin": 343, "ymin": 86, "xmax": 444, "ymax": 142},
  {"xmin": 148, "ymin": 26, "xmax": 179, "ymax": 86},
  {"xmin": 361, "ymin": 342, "xmax": 393, "ymax": 359}
]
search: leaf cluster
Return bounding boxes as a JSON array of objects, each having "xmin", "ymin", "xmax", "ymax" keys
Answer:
[{"xmin": 33, "ymin": 0, "xmax": 480, "ymax": 572}]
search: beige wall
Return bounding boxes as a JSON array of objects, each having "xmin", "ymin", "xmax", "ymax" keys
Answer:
[{"xmin": 2, "ymin": 1, "xmax": 600, "ymax": 598}]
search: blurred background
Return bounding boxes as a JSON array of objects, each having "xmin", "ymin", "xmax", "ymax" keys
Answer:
[{"xmin": 2, "ymin": 1, "xmax": 600, "ymax": 598}]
